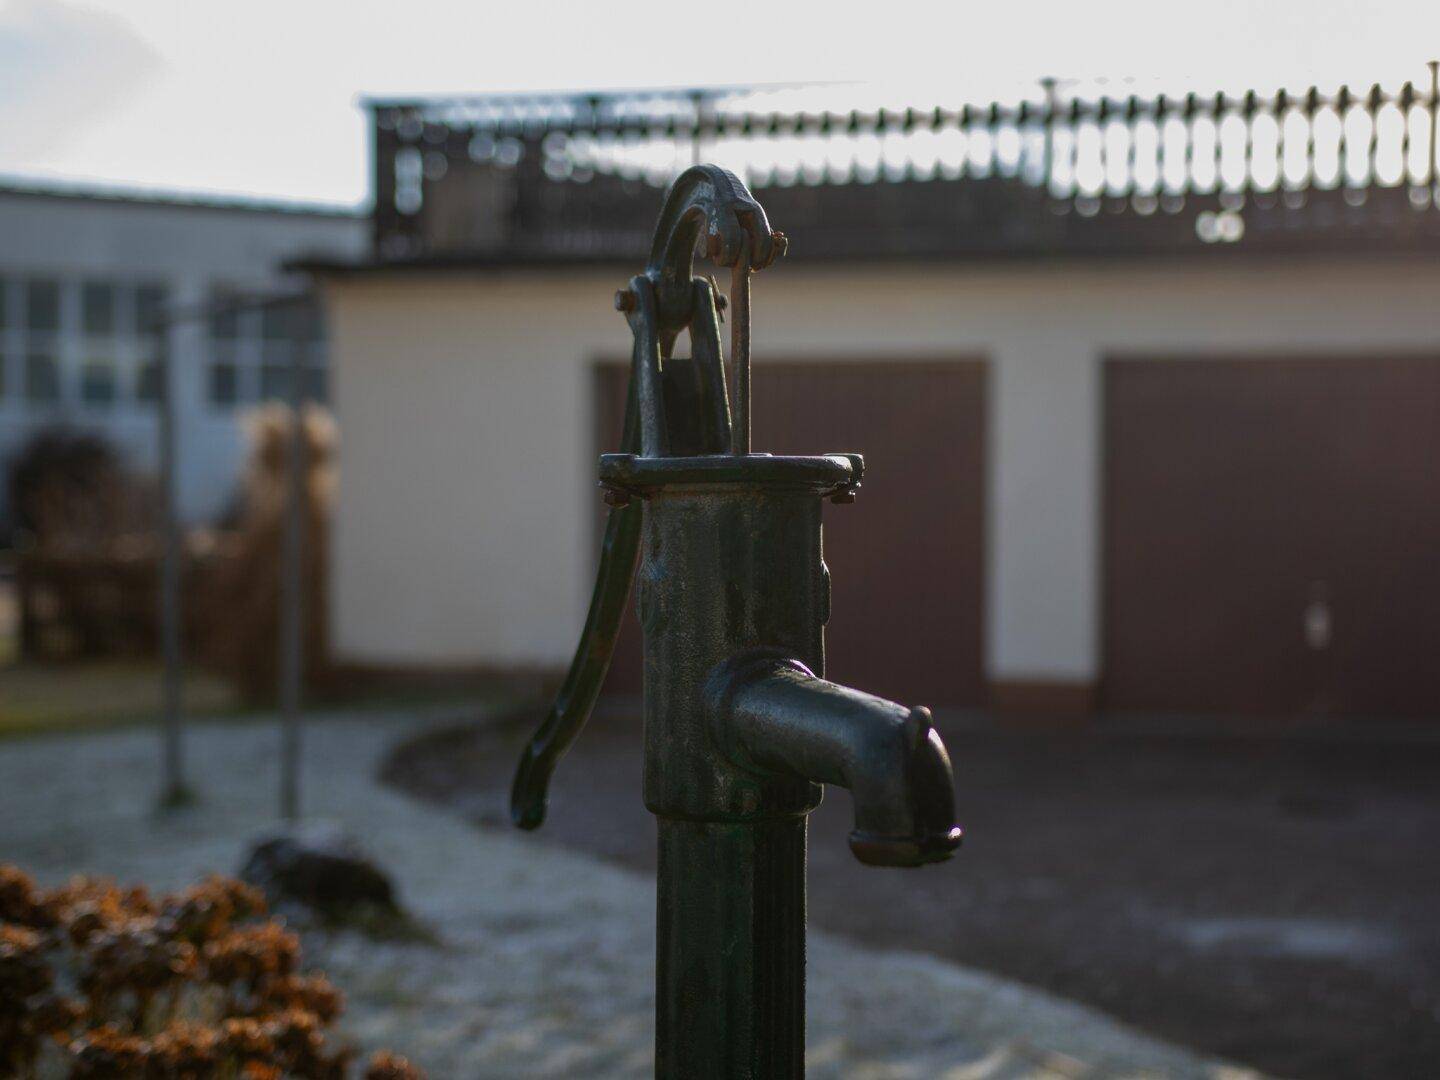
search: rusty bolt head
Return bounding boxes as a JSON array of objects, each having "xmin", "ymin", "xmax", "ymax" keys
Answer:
[
  {"xmin": 603, "ymin": 488, "xmax": 632, "ymax": 508},
  {"xmin": 830, "ymin": 489, "xmax": 856, "ymax": 505},
  {"xmin": 614, "ymin": 289, "xmax": 636, "ymax": 313},
  {"xmin": 770, "ymin": 230, "xmax": 789, "ymax": 258},
  {"xmin": 715, "ymin": 293, "xmax": 729, "ymax": 313}
]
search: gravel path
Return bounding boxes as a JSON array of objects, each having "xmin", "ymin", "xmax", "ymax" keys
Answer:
[
  {"xmin": 386, "ymin": 710, "xmax": 1440, "ymax": 1080},
  {"xmin": 0, "ymin": 714, "xmax": 1259, "ymax": 1079}
]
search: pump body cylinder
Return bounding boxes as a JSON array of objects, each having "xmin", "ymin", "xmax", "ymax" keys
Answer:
[{"xmin": 633, "ymin": 467, "xmax": 836, "ymax": 1079}]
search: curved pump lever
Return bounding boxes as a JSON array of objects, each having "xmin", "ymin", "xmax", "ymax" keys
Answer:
[{"xmin": 511, "ymin": 165, "xmax": 786, "ymax": 829}]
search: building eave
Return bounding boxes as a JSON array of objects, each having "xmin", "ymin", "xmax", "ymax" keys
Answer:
[
  {"xmin": 0, "ymin": 175, "xmax": 363, "ymax": 220},
  {"xmin": 292, "ymin": 242, "xmax": 1440, "ymax": 281}
]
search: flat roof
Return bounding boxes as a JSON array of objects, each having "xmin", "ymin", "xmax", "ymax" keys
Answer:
[{"xmin": 0, "ymin": 175, "xmax": 362, "ymax": 220}]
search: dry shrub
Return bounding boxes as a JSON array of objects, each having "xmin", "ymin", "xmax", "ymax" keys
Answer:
[
  {"xmin": 194, "ymin": 404, "xmax": 336, "ymax": 702},
  {"xmin": 0, "ymin": 864, "xmax": 423, "ymax": 1080},
  {"xmin": 6, "ymin": 430, "xmax": 156, "ymax": 548},
  {"xmin": 8, "ymin": 429, "xmax": 168, "ymax": 660}
]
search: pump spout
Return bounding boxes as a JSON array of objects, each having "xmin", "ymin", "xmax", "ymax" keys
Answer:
[{"xmin": 709, "ymin": 656, "xmax": 963, "ymax": 867}]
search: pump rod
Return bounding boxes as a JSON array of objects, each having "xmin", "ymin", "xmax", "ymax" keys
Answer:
[{"xmin": 730, "ymin": 238, "xmax": 752, "ymax": 454}]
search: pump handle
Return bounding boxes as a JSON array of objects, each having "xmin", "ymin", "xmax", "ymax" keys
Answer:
[{"xmin": 511, "ymin": 166, "xmax": 784, "ymax": 829}]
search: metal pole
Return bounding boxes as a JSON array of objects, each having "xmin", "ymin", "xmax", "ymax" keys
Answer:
[
  {"xmin": 279, "ymin": 326, "xmax": 306, "ymax": 821},
  {"xmin": 1040, "ymin": 76, "xmax": 1058, "ymax": 194},
  {"xmin": 656, "ymin": 818, "xmax": 806, "ymax": 1075},
  {"xmin": 157, "ymin": 319, "xmax": 189, "ymax": 807},
  {"xmin": 146, "ymin": 290, "xmax": 314, "ymax": 811},
  {"xmin": 1428, "ymin": 61, "xmax": 1439, "ymax": 195},
  {"xmin": 691, "ymin": 90, "xmax": 706, "ymax": 167}
]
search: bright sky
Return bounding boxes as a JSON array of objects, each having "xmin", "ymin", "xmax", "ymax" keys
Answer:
[{"xmin": 1, "ymin": 0, "xmax": 1435, "ymax": 207}]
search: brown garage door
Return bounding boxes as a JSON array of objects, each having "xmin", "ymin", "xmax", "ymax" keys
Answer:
[
  {"xmin": 1103, "ymin": 357, "xmax": 1440, "ymax": 716},
  {"xmin": 595, "ymin": 360, "xmax": 986, "ymax": 708}
]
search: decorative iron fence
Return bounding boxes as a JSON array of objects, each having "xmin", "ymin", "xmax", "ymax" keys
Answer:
[{"xmin": 368, "ymin": 65, "xmax": 1440, "ymax": 261}]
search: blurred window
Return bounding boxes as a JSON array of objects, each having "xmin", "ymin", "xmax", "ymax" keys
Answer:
[
  {"xmin": 262, "ymin": 303, "xmax": 295, "ymax": 342},
  {"xmin": 261, "ymin": 355, "xmax": 293, "ymax": 402},
  {"xmin": 136, "ymin": 284, "xmax": 168, "ymax": 338},
  {"xmin": 291, "ymin": 299, "xmax": 325, "ymax": 344},
  {"xmin": 136, "ymin": 357, "xmax": 162, "ymax": 404},
  {"xmin": 26, "ymin": 280, "xmax": 60, "ymax": 333},
  {"xmin": 81, "ymin": 357, "xmax": 116, "ymax": 405},
  {"xmin": 209, "ymin": 287, "xmax": 241, "ymax": 340},
  {"xmin": 204, "ymin": 288, "xmax": 326, "ymax": 408},
  {"xmin": 82, "ymin": 282, "xmax": 116, "ymax": 335},
  {"xmin": 25, "ymin": 352, "xmax": 59, "ymax": 401},
  {"xmin": 304, "ymin": 364, "xmax": 327, "ymax": 403},
  {"xmin": 209, "ymin": 359, "xmax": 239, "ymax": 406}
]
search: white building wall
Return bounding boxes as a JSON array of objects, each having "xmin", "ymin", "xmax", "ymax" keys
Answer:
[
  {"xmin": 0, "ymin": 189, "xmax": 365, "ymax": 522},
  {"xmin": 323, "ymin": 258, "xmax": 1440, "ymax": 685}
]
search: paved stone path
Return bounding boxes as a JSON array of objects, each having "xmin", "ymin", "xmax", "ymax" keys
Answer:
[{"xmin": 0, "ymin": 714, "xmax": 1260, "ymax": 1079}]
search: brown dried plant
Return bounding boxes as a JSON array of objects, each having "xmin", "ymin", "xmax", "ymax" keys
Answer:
[
  {"xmin": 195, "ymin": 403, "xmax": 337, "ymax": 702},
  {"xmin": 0, "ymin": 865, "xmax": 424, "ymax": 1080}
]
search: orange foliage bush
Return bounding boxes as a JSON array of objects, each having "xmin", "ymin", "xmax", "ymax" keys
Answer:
[
  {"xmin": 0, "ymin": 865, "xmax": 423, "ymax": 1080},
  {"xmin": 195, "ymin": 404, "xmax": 336, "ymax": 702}
]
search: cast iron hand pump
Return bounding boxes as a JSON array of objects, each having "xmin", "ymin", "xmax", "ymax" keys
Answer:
[{"xmin": 511, "ymin": 165, "xmax": 962, "ymax": 1078}]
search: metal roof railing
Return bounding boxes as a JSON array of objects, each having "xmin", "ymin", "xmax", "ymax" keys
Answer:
[{"xmin": 367, "ymin": 65, "xmax": 1440, "ymax": 261}]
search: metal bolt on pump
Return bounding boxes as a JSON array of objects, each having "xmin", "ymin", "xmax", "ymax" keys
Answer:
[{"xmin": 511, "ymin": 166, "xmax": 963, "ymax": 1079}]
